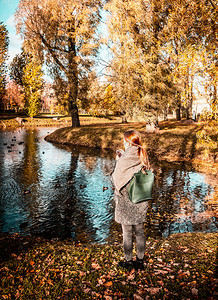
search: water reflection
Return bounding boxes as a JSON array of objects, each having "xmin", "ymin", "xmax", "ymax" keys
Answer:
[
  {"xmin": 147, "ymin": 166, "xmax": 216, "ymax": 237},
  {"xmin": 0, "ymin": 127, "xmax": 216, "ymax": 243},
  {"xmin": 0, "ymin": 128, "xmax": 115, "ymax": 243}
]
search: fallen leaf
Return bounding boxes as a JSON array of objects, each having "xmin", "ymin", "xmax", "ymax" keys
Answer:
[
  {"xmin": 114, "ymin": 291, "xmax": 122, "ymax": 297},
  {"xmin": 133, "ymin": 294, "xmax": 143, "ymax": 300},
  {"xmin": 104, "ymin": 281, "xmax": 113, "ymax": 287},
  {"xmin": 0, "ymin": 267, "xmax": 10, "ymax": 272},
  {"xmin": 188, "ymin": 281, "xmax": 197, "ymax": 286},
  {"xmin": 127, "ymin": 273, "xmax": 135, "ymax": 281},
  {"xmin": 154, "ymin": 270, "xmax": 168, "ymax": 275},
  {"xmin": 178, "ymin": 272, "xmax": 187, "ymax": 279},
  {"xmin": 78, "ymin": 271, "xmax": 86, "ymax": 277},
  {"xmin": 97, "ymin": 279, "xmax": 104, "ymax": 285},
  {"xmin": 15, "ymin": 290, "xmax": 20, "ymax": 299},
  {"xmin": 157, "ymin": 280, "xmax": 164, "ymax": 286},
  {"xmin": 91, "ymin": 263, "xmax": 101, "ymax": 270},
  {"xmin": 104, "ymin": 296, "xmax": 112, "ymax": 300},
  {"xmin": 192, "ymin": 288, "xmax": 198, "ymax": 296},
  {"xmin": 145, "ymin": 287, "xmax": 161, "ymax": 295}
]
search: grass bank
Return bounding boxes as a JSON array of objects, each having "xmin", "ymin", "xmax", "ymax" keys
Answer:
[
  {"xmin": 0, "ymin": 232, "xmax": 217, "ymax": 299},
  {"xmin": 0, "ymin": 115, "xmax": 120, "ymax": 128},
  {"xmin": 45, "ymin": 120, "xmax": 217, "ymax": 175}
]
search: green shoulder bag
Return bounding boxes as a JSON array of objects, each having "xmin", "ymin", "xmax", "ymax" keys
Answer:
[{"xmin": 128, "ymin": 168, "xmax": 154, "ymax": 204}]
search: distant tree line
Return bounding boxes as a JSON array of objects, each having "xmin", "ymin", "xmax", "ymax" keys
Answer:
[
  {"xmin": 0, "ymin": 0, "xmax": 217, "ymax": 126},
  {"xmin": 0, "ymin": 22, "xmax": 9, "ymax": 111}
]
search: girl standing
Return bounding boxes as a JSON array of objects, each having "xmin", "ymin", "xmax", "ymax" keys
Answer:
[{"xmin": 112, "ymin": 129, "xmax": 150, "ymax": 271}]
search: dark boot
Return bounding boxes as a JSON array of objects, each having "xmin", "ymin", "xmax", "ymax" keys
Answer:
[
  {"xmin": 118, "ymin": 259, "xmax": 134, "ymax": 271},
  {"xmin": 134, "ymin": 257, "xmax": 144, "ymax": 270}
]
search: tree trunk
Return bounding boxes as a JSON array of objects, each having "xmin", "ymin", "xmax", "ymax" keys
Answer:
[
  {"xmin": 186, "ymin": 107, "xmax": 190, "ymax": 119},
  {"xmin": 212, "ymin": 83, "xmax": 217, "ymax": 114},
  {"xmin": 67, "ymin": 75, "xmax": 79, "ymax": 128},
  {"xmin": 70, "ymin": 105, "xmax": 80, "ymax": 127},
  {"xmin": 68, "ymin": 22, "xmax": 80, "ymax": 128},
  {"xmin": 186, "ymin": 71, "xmax": 193, "ymax": 120},
  {"xmin": 121, "ymin": 116, "xmax": 128, "ymax": 123},
  {"xmin": 175, "ymin": 92, "xmax": 181, "ymax": 120},
  {"xmin": 176, "ymin": 107, "xmax": 181, "ymax": 120},
  {"xmin": 163, "ymin": 108, "xmax": 168, "ymax": 121}
]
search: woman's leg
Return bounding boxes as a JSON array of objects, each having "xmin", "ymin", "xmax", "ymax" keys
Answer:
[
  {"xmin": 134, "ymin": 223, "xmax": 145, "ymax": 260},
  {"xmin": 121, "ymin": 224, "xmax": 133, "ymax": 261}
]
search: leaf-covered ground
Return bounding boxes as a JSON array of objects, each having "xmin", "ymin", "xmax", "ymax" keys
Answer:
[{"xmin": 0, "ymin": 232, "xmax": 217, "ymax": 299}]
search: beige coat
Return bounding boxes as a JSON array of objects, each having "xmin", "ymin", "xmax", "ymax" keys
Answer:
[{"xmin": 111, "ymin": 146, "xmax": 149, "ymax": 225}]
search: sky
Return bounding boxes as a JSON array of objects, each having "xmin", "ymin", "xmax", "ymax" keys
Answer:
[{"xmin": 0, "ymin": 0, "xmax": 21, "ymax": 63}]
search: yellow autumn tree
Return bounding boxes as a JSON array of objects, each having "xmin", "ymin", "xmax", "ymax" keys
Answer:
[
  {"xmin": 105, "ymin": 0, "xmax": 175, "ymax": 123},
  {"xmin": 23, "ymin": 58, "xmax": 44, "ymax": 118},
  {"xmin": 104, "ymin": 0, "xmax": 217, "ymax": 122},
  {"xmin": 162, "ymin": 0, "xmax": 217, "ymax": 119},
  {"xmin": 85, "ymin": 73, "xmax": 118, "ymax": 116},
  {"xmin": 15, "ymin": 0, "xmax": 103, "ymax": 127}
]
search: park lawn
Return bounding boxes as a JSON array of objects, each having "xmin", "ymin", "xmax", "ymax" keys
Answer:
[{"xmin": 0, "ymin": 232, "xmax": 217, "ymax": 300}]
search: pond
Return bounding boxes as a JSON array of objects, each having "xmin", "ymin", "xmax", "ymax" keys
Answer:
[{"xmin": 0, "ymin": 127, "xmax": 216, "ymax": 244}]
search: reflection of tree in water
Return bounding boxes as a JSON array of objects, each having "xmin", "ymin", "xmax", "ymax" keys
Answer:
[
  {"xmin": 31, "ymin": 152, "xmax": 81, "ymax": 239},
  {"xmin": 146, "ymin": 165, "xmax": 178, "ymax": 237},
  {"xmin": 146, "ymin": 162, "xmax": 214, "ymax": 237},
  {"xmin": 17, "ymin": 129, "xmax": 41, "ymax": 221},
  {"xmin": 50, "ymin": 146, "xmax": 115, "ymax": 242},
  {"xmin": 29, "ymin": 147, "xmax": 115, "ymax": 242},
  {"xmin": 1, "ymin": 128, "xmax": 215, "ymax": 241},
  {"xmin": 71, "ymin": 153, "xmax": 114, "ymax": 243},
  {"xmin": 0, "ymin": 129, "xmax": 41, "ymax": 233},
  {"xmin": 20, "ymin": 129, "xmax": 41, "ymax": 186},
  {"xmin": 0, "ymin": 131, "xmax": 7, "ymax": 231}
]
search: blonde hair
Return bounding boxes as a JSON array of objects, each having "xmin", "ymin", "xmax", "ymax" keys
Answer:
[{"xmin": 124, "ymin": 129, "xmax": 150, "ymax": 169}]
